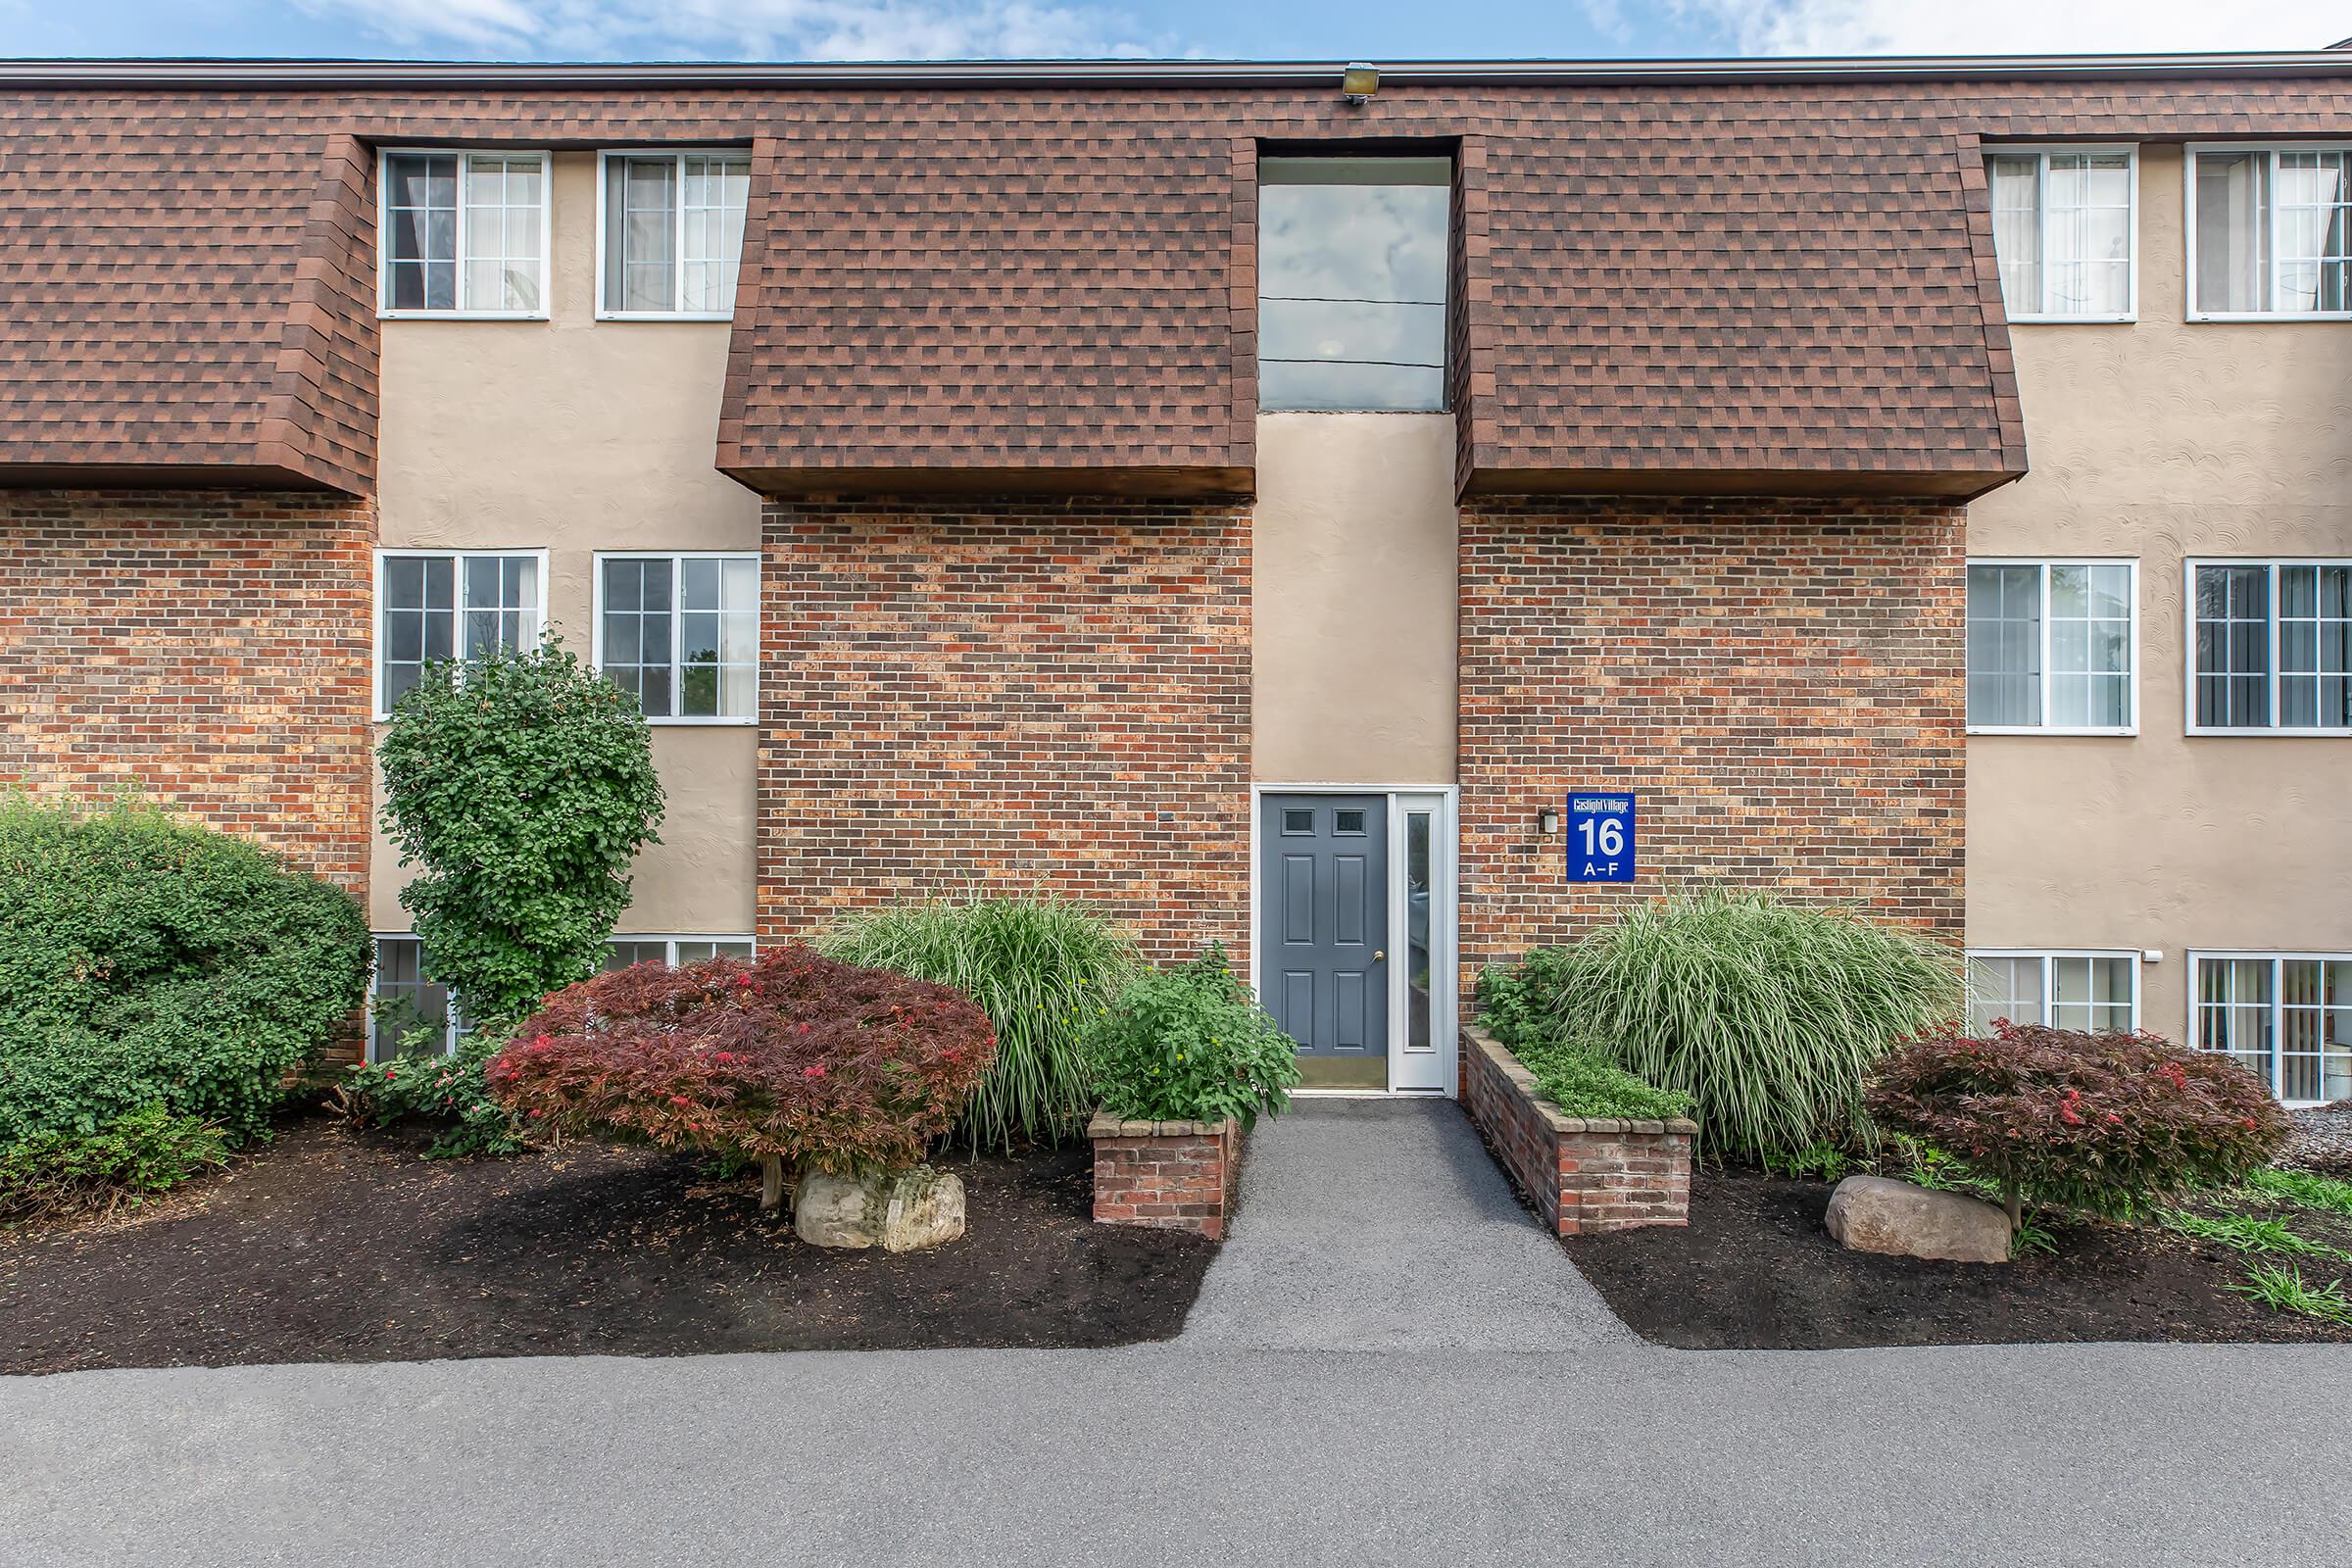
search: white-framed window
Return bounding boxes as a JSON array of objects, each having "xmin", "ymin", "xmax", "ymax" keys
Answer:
[
  {"xmin": 1965, "ymin": 559, "xmax": 2137, "ymax": 733},
  {"xmin": 368, "ymin": 935, "xmax": 466, "ymax": 1061},
  {"xmin": 2187, "ymin": 144, "xmax": 2352, "ymax": 319},
  {"xmin": 605, "ymin": 936, "xmax": 757, "ymax": 969},
  {"xmin": 2186, "ymin": 559, "xmax": 2352, "ymax": 735},
  {"xmin": 596, "ymin": 150, "xmax": 753, "ymax": 318},
  {"xmin": 378, "ymin": 150, "xmax": 551, "ymax": 318},
  {"xmin": 2192, "ymin": 953, "xmax": 2352, "ymax": 1104},
  {"xmin": 592, "ymin": 553, "xmax": 759, "ymax": 722},
  {"xmin": 1968, "ymin": 951, "xmax": 2140, "ymax": 1036},
  {"xmin": 1985, "ymin": 146, "xmax": 2136, "ymax": 321},
  {"xmin": 375, "ymin": 549, "xmax": 546, "ymax": 717}
]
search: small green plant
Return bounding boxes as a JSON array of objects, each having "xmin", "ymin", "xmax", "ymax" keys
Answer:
[
  {"xmin": 1763, "ymin": 1140, "xmax": 1854, "ymax": 1183},
  {"xmin": 376, "ymin": 637, "xmax": 664, "ymax": 1033},
  {"xmin": 0, "ymin": 1104, "xmax": 231, "ymax": 1221},
  {"xmin": 815, "ymin": 895, "xmax": 1145, "ymax": 1153},
  {"xmin": 0, "ymin": 796, "xmax": 370, "ymax": 1143},
  {"xmin": 1880, "ymin": 1134, "xmax": 2006, "ymax": 1205},
  {"xmin": 2161, "ymin": 1209, "xmax": 2348, "ymax": 1260},
  {"xmin": 1513, "ymin": 1036, "xmax": 1693, "ymax": 1122},
  {"xmin": 2011, "ymin": 1217, "xmax": 2059, "ymax": 1258},
  {"xmin": 1086, "ymin": 944, "xmax": 1300, "ymax": 1129},
  {"xmin": 1491, "ymin": 890, "xmax": 1965, "ymax": 1162},
  {"xmin": 2230, "ymin": 1261, "xmax": 2352, "ymax": 1325},
  {"xmin": 336, "ymin": 1028, "xmax": 531, "ymax": 1158},
  {"xmin": 2237, "ymin": 1166, "xmax": 2352, "ymax": 1218}
]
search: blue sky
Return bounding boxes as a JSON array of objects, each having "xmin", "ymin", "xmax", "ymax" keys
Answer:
[{"xmin": 3, "ymin": 0, "xmax": 2347, "ymax": 65}]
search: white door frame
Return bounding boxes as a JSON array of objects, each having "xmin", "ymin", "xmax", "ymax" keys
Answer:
[{"xmin": 1247, "ymin": 783, "xmax": 1460, "ymax": 1099}]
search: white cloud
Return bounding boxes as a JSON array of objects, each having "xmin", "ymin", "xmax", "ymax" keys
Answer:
[
  {"xmin": 1656, "ymin": 0, "xmax": 2352, "ymax": 56},
  {"xmin": 296, "ymin": 0, "xmax": 1164, "ymax": 60}
]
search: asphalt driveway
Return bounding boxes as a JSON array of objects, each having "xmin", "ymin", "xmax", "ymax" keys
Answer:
[{"xmin": 6, "ymin": 1102, "xmax": 2347, "ymax": 1567}]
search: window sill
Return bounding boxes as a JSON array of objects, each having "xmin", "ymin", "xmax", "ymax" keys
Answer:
[
  {"xmin": 378, "ymin": 310, "xmax": 553, "ymax": 322},
  {"xmin": 643, "ymin": 716, "xmax": 760, "ymax": 728},
  {"xmin": 1967, "ymin": 726, "xmax": 2138, "ymax": 737},
  {"xmin": 594, "ymin": 310, "xmax": 733, "ymax": 322},
  {"xmin": 2186, "ymin": 727, "xmax": 2352, "ymax": 738},
  {"xmin": 2006, "ymin": 314, "xmax": 2136, "ymax": 325},
  {"xmin": 2185, "ymin": 313, "xmax": 2352, "ymax": 324}
]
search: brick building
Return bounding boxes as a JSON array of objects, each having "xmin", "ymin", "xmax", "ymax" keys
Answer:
[{"xmin": 0, "ymin": 53, "xmax": 2346, "ymax": 1098}]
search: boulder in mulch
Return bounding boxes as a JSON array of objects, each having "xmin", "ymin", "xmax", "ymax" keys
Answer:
[
  {"xmin": 1824, "ymin": 1174, "xmax": 2010, "ymax": 1264},
  {"xmin": 2287, "ymin": 1104, "xmax": 2352, "ymax": 1174},
  {"xmin": 795, "ymin": 1166, "xmax": 966, "ymax": 1252}
]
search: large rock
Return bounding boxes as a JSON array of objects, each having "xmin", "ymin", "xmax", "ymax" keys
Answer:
[
  {"xmin": 794, "ymin": 1166, "xmax": 966, "ymax": 1253},
  {"xmin": 1824, "ymin": 1174, "xmax": 2010, "ymax": 1264}
]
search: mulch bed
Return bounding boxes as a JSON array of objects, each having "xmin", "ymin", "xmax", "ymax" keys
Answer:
[
  {"xmin": 0, "ymin": 1118, "xmax": 1215, "ymax": 1375},
  {"xmin": 1567, "ymin": 1167, "xmax": 2352, "ymax": 1349}
]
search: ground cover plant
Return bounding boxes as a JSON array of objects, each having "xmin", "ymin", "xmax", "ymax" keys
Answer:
[
  {"xmin": 815, "ymin": 896, "xmax": 1144, "ymax": 1152},
  {"xmin": 335, "ymin": 1031, "xmax": 530, "ymax": 1159},
  {"xmin": 1086, "ymin": 943, "xmax": 1299, "ymax": 1128},
  {"xmin": 487, "ymin": 946, "xmax": 995, "ymax": 1208},
  {"xmin": 0, "ymin": 797, "xmax": 370, "ymax": 1157},
  {"xmin": 1475, "ymin": 961, "xmax": 1692, "ymax": 1120},
  {"xmin": 376, "ymin": 637, "xmax": 664, "ymax": 1032},
  {"xmin": 0, "ymin": 1104, "xmax": 231, "ymax": 1222},
  {"xmin": 1483, "ymin": 890, "xmax": 1964, "ymax": 1161},
  {"xmin": 1868, "ymin": 1020, "xmax": 2292, "ymax": 1229}
]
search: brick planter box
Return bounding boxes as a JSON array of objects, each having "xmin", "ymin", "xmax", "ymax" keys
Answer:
[
  {"xmin": 1087, "ymin": 1113, "xmax": 1242, "ymax": 1240},
  {"xmin": 1459, "ymin": 1024, "xmax": 1696, "ymax": 1236}
]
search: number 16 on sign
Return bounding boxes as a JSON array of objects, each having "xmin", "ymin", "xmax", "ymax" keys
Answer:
[{"xmin": 1566, "ymin": 793, "xmax": 1636, "ymax": 884}]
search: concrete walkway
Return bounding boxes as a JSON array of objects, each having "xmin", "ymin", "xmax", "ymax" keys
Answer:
[
  {"xmin": 1181, "ymin": 1098, "xmax": 1629, "ymax": 1349},
  {"xmin": 6, "ymin": 1098, "xmax": 2352, "ymax": 1567}
]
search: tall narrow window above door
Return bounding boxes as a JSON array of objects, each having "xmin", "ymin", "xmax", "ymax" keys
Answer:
[
  {"xmin": 599, "ymin": 152, "xmax": 753, "ymax": 318},
  {"xmin": 1257, "ymin": 156, "xmax": 1451, "ymax": 413}
]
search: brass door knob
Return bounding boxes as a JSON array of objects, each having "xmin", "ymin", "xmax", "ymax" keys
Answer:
[{"xmin": 1373, "ymin": 950, "xmax": 1387, "ymax": 962}]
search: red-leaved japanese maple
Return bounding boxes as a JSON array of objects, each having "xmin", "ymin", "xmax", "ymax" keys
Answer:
[
  {"xmin": 486, "ymin": 946, "xmax": 996, "ymax": 1208},
  {"xmin": 1866, "ymin": 1021, "xmax": 2291, "ymax": 1228}
]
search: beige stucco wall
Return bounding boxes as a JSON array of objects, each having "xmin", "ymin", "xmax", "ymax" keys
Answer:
[
  {"xmin": 1966, "ymin": 144, "xmax": 2352, "ymax": 1043},
  {"xmin": 1252, "ymin": 412, "xmax": 1458, "ymax": 784},
  {"xmin": 371, "ymin": 150, "xmax": 760, "ymax": 936}
]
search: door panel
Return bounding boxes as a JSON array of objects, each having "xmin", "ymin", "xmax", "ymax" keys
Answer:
[{"xmin": 1259, "ymin": 794, "xmax": 1389, "ymax": 1089}]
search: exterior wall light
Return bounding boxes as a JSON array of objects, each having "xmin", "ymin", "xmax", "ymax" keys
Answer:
[
  {"xmin": 1341, "ymin": 62, "xmax": 1379, "ymax": 106},
  {"xmin": 1538, "ymin": 807, "xmax": 1561, "ymax": 836}
]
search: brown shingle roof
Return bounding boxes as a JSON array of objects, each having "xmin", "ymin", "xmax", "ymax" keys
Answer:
[{"xmin": 1, "ymin": 68, "xmax": 2350, "ymax": 497}]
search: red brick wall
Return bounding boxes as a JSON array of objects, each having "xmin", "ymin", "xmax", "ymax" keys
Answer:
[
  {"xmin": 1461, "ymin": 1027, "xmax": 1694, "ymax": 1236},
  {"xmin": 1457, "ymin": 497, "xmax": 1966, "ymax": 976},
  {"xmin": 1089, "ymin": 1116, "xmax": 1241, "ymax": 1239},
  {"xmin": 756, "ymin": 497, "xmax": 1251, "ymax": 962},
  {"xmin": 0, "ymin": 489, "xmax": 375, "ymax": 891}
]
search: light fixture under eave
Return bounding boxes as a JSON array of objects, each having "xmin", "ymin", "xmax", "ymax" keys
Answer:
[{"xmin": 1341, "ymin": 61, "xmax": 1378, "ymax": 105}]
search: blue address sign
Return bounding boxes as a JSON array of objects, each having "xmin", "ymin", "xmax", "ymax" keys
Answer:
[{"xmin": 1566, "ymin": 792, "xmax": 1636, "ymax": 884}]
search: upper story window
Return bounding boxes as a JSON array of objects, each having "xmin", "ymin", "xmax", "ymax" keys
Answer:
[
  {"xmin": 1257, "ymin": 156, "xmax": 1450, "ymax": 413},
  {"xmin": 1969, "ymin": 951, "xmax": 2139, "ymax": 1036},
  {"xmin": 1985, "ymin": 147, "xmax": 2136, "ymax": 321},
  {"xmin": 594, "ymin": 553, "xmax": 760, "ymax": 722},
  {"xmin": 376, "ymin": 550, "xmax": 544, "ymax": 715},
  {"xmin": 1966, "ymin": 560, "xmax": 2137, "ymax": 734},
  {"xmin": 379, "ymin": 151, "xmax": 549, "ymax": 318},
  {"xmin": 2190, "ymin": 560, "xmax": 2352, "ymax": 734},
  {"xmin": 2190, "ymin": 146, "xmax": 2352, "ymax": 319},
  {"xmin": 599, "ymin": 152, "xmax": 753, "ymax": 318}
]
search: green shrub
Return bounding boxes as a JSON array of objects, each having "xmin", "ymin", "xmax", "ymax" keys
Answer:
[
  {"xmin": 0, "ymin": 1104, "xmax": 231, "ymax": 1221},
  {"xmin": 377, "ymin": 637, "xmax": 664, "ymax": 1033},
  {"xmin": 1511, "ymin": 1036, "xmax": 1693, "ymax": 1121},
  {"xmin": 1085, "ymin": 944, "xmax": 1300, "ymax": 1129},
  {"xmin": 1868, "ymin": 1020, "xmax": 2292, "ymax": 1226},
  {"xmin": 1494, "ymin": 889, "xmax": 1965, "ymax": 1162},
  {"xmin": 816, "ymin": 896, "xmax": 1145, "ymax": 1152},
  {"xmin": 0, "ymin": 797, "xmax": 370, "ymax": 1143},
  {"xmin": 336, "ymin": 1029, "xmax": 530, "ymax": 1158}
]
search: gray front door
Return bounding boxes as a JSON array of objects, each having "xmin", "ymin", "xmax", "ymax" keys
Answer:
[{"xmin": 1260, "ymin": 794, "xmax": 1389, "ymax": 1089}]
